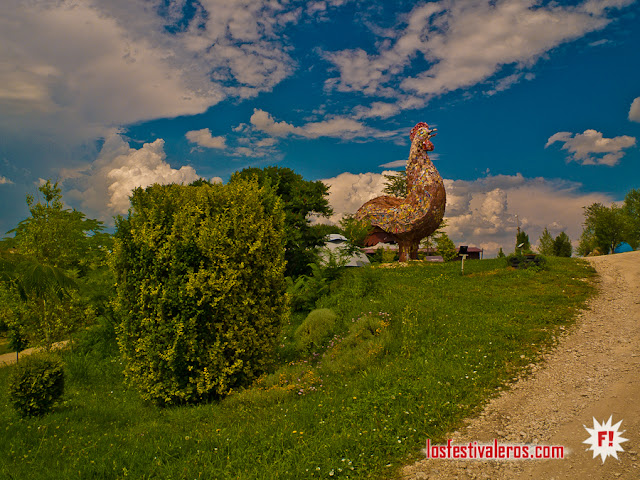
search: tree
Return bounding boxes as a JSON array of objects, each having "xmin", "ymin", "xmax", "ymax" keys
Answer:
[
  {"xmin": 553, "ymin": 232, "xmax": 572, "ymax": 257},
  {"xmin": 497, "ymin": 247, "xmax": 505, "ymax": 258},
  {"xmin": 6, "ymin": 180, "xmax": 111, "ymax": 274},
  {"xmin": 538, "ymin": 228, "xmax": 554, "ymax": 255},
  {"xmin": 112, "ymin": 180, "xmax": 288, "ymax": 405},
  {"xmin": 623, "ymin": 188, "xmax": 640, "ymax": 249},
  {"xmin": 435, "ymin": 232, "xmax": 458, "ymax": 261},
  {"xmin": 382, "ymin": 170, "xmax": 407, "ymax": 198},
  {"xmin": 229, "ymin": 166, "xmax": 332, "ymax": 277},
  {"xmin": 0, "ymin": 181, "xmax": 108, "ymax": 349},
  {"xmin": 578, "ymin": 203, "xmax": 628, "ymax": 255},
  {"xmin": 516, "ymin": 231, "xmax": 531, "ymax": 253}
]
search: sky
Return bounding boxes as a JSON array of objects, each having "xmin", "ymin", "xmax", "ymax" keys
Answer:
[{"xmin": 0, "ymin": 0, "xmax": 639, "ymax": 256}]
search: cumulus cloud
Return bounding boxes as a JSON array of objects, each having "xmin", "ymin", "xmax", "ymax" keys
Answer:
[
  {"xmin": 324, "ymin": 0, "xmax": 631, "ymax": 103},
  {"xmin": 546, "ymin": 129, "xmax": 636, "ymax": 166},
  {"xmin": 0, "ymin": 0, "xmax": 338, "ymax": 145},
  {"xmin": 0, "ymin": 1, "xmax": 227, "ymax": 143},
  {"xmin": 630, "ymin": 97, "xmax": 640, "ymax": 122},
  {"xmin": 319, "ymin": 171, "xmax": 397, "ymax": 224},
  {"xmin": 185, "ymin": 129, "xmax": 227, "ymax": 149},
  {"xmin": 319, "ymin": 171, "xmax": 615, "ymax": 256},
  {"xmin": 0, "ymin": 176, "xmax": 13, "ymax": 185},
  {"xmin": 65, "ymin": 135, "xmax": 200, "ymax": 221},
  {"xmin": 249, "ymin": 109, "xmax": 401, "ymax": 140}
]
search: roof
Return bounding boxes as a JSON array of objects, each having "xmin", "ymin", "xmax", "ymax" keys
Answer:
[{"xmin": 326, "ymin": 233, "xmax": 348, "ymax": 243}]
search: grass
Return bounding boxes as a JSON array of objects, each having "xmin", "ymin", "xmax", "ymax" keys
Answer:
[{"xmin": 0, "ymin": 257, "xmax": 596, "ymax": 479}]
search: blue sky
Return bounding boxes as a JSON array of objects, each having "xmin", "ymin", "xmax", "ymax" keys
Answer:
[{"xmin": 0, "ymin": 0, "xmax": 638, "ymax": 255}]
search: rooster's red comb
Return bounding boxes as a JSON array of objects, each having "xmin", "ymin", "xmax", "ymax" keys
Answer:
[{"xmin": 410, "ymin": 122, "xmax": 429, "ymax": 141}]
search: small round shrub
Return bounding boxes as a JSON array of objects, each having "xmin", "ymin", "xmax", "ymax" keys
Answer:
[
  {"xmin": 8, "ymin": 355, "xmax": 65, "ymax": 417},
  {"xmin": 294, "ymin": 308, "xmax": 337, "ymax": 352}
]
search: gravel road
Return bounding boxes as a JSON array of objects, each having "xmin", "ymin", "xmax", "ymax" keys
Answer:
[{"xmin": 401, "ymin": 250, "xmax": 640, "ymax": 480}]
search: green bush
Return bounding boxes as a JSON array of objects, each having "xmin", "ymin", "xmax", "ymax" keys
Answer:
[
  {"xmin": 112, "ymin": 180, "xmax": 288, "ymax": 406},
  {"xmin": 381, "ymin": 249, "xmax": 397, "ymax": 263},
  {"xmin": 506, "ymin": 253, "xmax": 548, "ymax": 270},
  {"xmin": 8, "ymin": 355, "xmax": 64, "ymax": 417},
  {"xmin": 294, "ymin": 308, "xmax": 337, "ymax": 352}
]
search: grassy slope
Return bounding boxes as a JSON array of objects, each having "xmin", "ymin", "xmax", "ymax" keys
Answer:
[{"xmin": 0, "ymin": 258, "xmax": 596, "ymax": 479}]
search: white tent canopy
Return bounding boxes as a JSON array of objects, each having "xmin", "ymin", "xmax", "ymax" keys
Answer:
[{"xmin": 318, "ymin": 234, "xmax": 370, "ymax": 267}]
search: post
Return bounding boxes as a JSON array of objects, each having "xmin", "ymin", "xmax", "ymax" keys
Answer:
[{"xmin": 461, "ymin": 254, "xmax": 468, "ymax": 275}]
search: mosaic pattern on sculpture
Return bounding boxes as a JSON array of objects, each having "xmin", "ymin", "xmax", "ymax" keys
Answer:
[{"xmin": 356, "ymin": 122, "xmax": 445, "ymax": 235}]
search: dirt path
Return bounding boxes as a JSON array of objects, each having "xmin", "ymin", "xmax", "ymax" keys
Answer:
[
  {"xmin": 401, "ymin": 250, "xmax": 640, "ymax": 480},
  {"xmin": 0, "ymin": 341, "xmax": 69, "ymax": 367}
]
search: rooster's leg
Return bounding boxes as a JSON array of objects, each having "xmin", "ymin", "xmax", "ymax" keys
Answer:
[
  {"xmin": 409, "ymin": 241, "xmax": 420, "ymax": 260},
  {"xmin": 398, "ymin": 239, "xmax": 410, "ymax": 262}
]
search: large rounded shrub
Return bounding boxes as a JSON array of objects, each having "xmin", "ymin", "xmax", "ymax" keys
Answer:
[
  {"xmin": 112, "ymin": 180, "xmax": 288, "ymax": 405},
  {"xmin": 8, "ymin": 354, "xmax": 64, "ymax": 417}
]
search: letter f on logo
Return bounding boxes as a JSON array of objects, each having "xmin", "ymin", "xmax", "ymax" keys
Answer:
[{"xmin": 598, "ymin": 431, "xmax": 607, "ymax": 447}]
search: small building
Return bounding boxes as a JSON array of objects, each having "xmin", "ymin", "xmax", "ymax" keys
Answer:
[{"xmin": 457, "ymin": 246, "xmax": 483, "ymax": 260}]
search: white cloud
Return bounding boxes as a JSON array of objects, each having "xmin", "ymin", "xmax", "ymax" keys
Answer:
[
  {"xmin": 65, "ymin": 135, "xmax": 199, "ymax": 221},
  {"xmin": 0, "ymin": 0, "xmax": 321, "ymax": 145},
  {"xmin": 629, "ymin": 97, "xmax": 640, "ymax": 122},
  {"xmin": 0, "ymin": 1, "xmax": 227, "ymax": 143},
  {"xmin": 249, "ymin": 108, "xmax": 401, "ymax": 141},
  {"xmin": 379, "ymin": 153, "xmax": 440, "ymax": 168},
  {"xmin": 324, "ymin": 0, "xmax": 630, "ymax": 103},
  {"xmin": 319, "ymin": 171, "xmax": 398, "ymax": 224},
  {"xmin": 185, "ymin": 129, "xmax": 227, "ymax": 149},
  {"xmin": 379, "ymin": 160, "xmax": 407, "ymax": 168},
  {"xmin": 319, "ymin": 171, "xmax": 615, "ymax": 256},
  {"xmin": 546, "ymin": 129, "xmax": 636, "ymax": 166},
  {"xmin": 0, "ymin": 176, "xmax": 13, "ymax": 185}
]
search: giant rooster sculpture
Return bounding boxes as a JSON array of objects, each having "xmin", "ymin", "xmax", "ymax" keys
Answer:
[{"xmin": 356, "ymin": 122, "xmax": 446, "ymax": 262}]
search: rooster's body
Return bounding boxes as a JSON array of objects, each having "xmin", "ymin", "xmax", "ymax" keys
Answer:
[{"xmin": 356, "ymin": 122, "xmax": 446, "ymax": 262}]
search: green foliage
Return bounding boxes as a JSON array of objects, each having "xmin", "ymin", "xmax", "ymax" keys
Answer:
[
  {"xmin": 538, "ymin": 227, "xmax": 554, "ymax": 255},
  {"xmin": 286, "ymin": 263, "xmax": 338, "ymax": 313},
  {"xmin": 578, "ymin": 202, "xmax": 628, "ymax": 255},
  {"xmin": 367, "ymin": 247, "xmax": 384, "ymax": 263},
  {"xmin": 294, "ymin": 308, "xmax": 337, "ymax": 352},
  {"xmin": 338, "ymin": 214, "xmax": 371, "ymax": 248},
  {"xmin": 229, "ymin": 166, "xmax": 332, "ymax": 277},
  {"xmin": 506, "ymin": 253, "xmax": 548, "ymax": 270},
  {"xmin": 382, "ymin": 248, "xmax": 398, "ymax": 263},
  {"xmin": 0, "ymin": 180, "xmax": 110, "ymax": 349},
  {"xmin": 0, "ymin": 282, "xmax": 28, "ymax": 351},
  {"xmin": 8, "ymin": 354, "xmax": 64, "ymax": 417},
  {"xmin": 112, "ymin": 180, "xmax": 288, "ymax": 406},
  {"xmin": 553, "ymin": 231, "xmax": 573, "ymax": 257},
  {"xmin": 623, "ymin": 188, "xmax": 640, "ymax": 249},
  {"xmin": 6, "ymin": 180, "xmax": 111, "ymax": 273},
  {"xmin": 312, "ymin": 223, "xmax": 342, "ymax": 239},
  {"xmin": 497, "ymin": 247, "xmax": 506, "ymax": 258},
  {"xmin": 435, "ymin": 232, "xmax": 458, "ymax": 261},
  {"xmin": 382, "ymin": 170, "xmax": 407, "ymax": 198}
]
